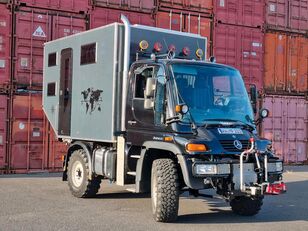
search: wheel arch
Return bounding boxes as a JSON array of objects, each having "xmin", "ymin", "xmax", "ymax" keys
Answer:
[{"xmin": 63, "ymin": 141, "xmax": 93, "ymax": 181}]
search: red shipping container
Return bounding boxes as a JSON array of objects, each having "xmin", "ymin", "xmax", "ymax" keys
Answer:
[
  {"xmin": 91, "ymin": 0, "xmax": 155, "ymax": 12},
  {"xmin": 157, "ymin": 0, "xmax": 213, "ymax": 13},
  {"xmin": 265, "ymin": 0, "xmax": 308, "ymax": 33},
  {"xmin": 13, "ymin": 7, "xmax": 87, "ymax": 88},
  {"xmin": 261, "ymin": 95, "xmax": 308, "ymax": 163},
  {"xmin": 0, "ymin": 95, "xmax": 8, "ymax": 170},
  {"xmin": 15, "ymin": 0, "xmax": 90, "ymax": 13},
  {"xmin": 264, "ymin": 33, "xmax": 308, "ymax": 93},
  {"xmin": 214, "ymin": 0, "xmax": 264, "ymax": 27},
  {"xmin": 43, "ymin": 119, "xmax": 68, "ymax": 170},
  {"xmin": 213, "ymin": 23, "xmax": 264, "ymax": 90},
  {"xmin": 9, "ymin": 93, "xmax": 45, "ymax": 170},
  {"xmin": 0, "ymin": 4, "xmax": 11, "ymax": 86},
  {"xmin": 155, "ymin": 11, "xmax": 212, "ymax": 57},
  {"xmin": 90, "ymin": 7, "xmax": 155, "ymax": 29}
]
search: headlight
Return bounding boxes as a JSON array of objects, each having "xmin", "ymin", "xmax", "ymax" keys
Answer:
[
  {"xmin": 194, "ymin": 164, "xmax": 230, "ymax": 175},
  {"xmin": 268, "ymin": 161, "xmax": 283, "ymax": 172}
]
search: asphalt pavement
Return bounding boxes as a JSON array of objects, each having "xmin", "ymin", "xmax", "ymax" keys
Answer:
[{"xmin": 0, "ymin": 165, "xmax": 307, "ymax": 231}]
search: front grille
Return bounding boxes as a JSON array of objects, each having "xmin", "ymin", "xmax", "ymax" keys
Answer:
[{"xmin": 220, "ymin": 140, "xmax": 250, "ymax": 152}]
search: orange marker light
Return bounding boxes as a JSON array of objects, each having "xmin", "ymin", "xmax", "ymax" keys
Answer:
[
  {"xmin": 164, "ymin": 136, "xmax": 173, "ymax": 142},
  {"xmin": 186, "ymin": 144, "xmax": 208, "ymax": 152},
  {"xmin": 175, "ymin": 105, "xmax": 182, "ymax": 113}
]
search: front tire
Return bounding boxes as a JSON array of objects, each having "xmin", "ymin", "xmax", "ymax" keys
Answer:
[
  {"xmin": 230, "ymin": 196, "xmax": 263, "ymax": 216},
  {"xmin": 67, "ymin": 149, "xmax": 101, "ymax": 198},
  {"xmin": 151, "ymin": 159, "xmax": 179, "ymax": 222}
]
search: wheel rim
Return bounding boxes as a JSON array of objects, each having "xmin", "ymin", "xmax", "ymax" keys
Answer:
[
  {"xmin": 152, "ymin": 172, "xmax": 158, "ymax": 210},
  {"xmin": 71, "ymin": 160, "xmax": 84, "ymax": 187}
]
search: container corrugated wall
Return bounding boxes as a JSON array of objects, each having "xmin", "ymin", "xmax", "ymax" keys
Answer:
[
  {"xmin": 265, "ymin": 0, "xmax": 308, "ymax": 34},
  {"xmin": 214, "ymin": 0, "xmax": 264, "ymax": 27},
  {"xmin": 0, "ymin": 4, "xmax": 11, "ymax": 87},
  {"xmin": 90, "ymin": 7, "xmax": 155, "ymax": 29},
  {"xmin": 213, "ymin": 23, "xmax": 264, "ymax": 90},
  {"xmin": 15, "ymin": 0, "xmax": 90, "ymax": 13},
  {"xmin": 261, "ymin": 95, "xmax": 308, "ymax": 163},
  {"xmin": 157, "ymin": 0, "xmax": 213, "ymax": 13},
  {"xmin": 91, "ymin": 0, "xmax": 155, "ymax": 13},
  {"xmin": 0, "ymin": 95, "xmax": 8, "ymax": 170},
  {"xmin": 264, "ymin": 33, "xmax": 308, "ymax": 94}
]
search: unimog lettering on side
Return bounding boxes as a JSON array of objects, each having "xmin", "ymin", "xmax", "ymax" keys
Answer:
[{"xmin": 43, "ymin": 15, "xmax": 286, "ymax": 222}]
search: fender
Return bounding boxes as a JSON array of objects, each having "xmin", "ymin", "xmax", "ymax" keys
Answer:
[
  {"xmin": 135, "ymin": 141, "xmax": 204, "ymax": 192},
  {"xmin": 63, "ymin": 141, "xmax": 93, "ymax": 180}
]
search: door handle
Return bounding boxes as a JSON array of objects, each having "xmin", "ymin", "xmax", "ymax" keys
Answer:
[{"xmin": 128, "ymin": 120, "xmax": 137, "ymax": 125}]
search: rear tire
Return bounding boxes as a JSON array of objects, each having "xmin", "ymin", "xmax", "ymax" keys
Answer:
[
  {"xmin": 67, "ymin": 149, "xmax": 101, "ymax": 198},
  {"xmin": 151, "ymin": 159, "xmax": 179, "ymax": 222},
  {"xmin": 230, "ymin": 196, "xmax": 263, "ymax": 216}
]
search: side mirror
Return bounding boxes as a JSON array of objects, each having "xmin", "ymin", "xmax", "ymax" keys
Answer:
[
  {"xmin": 249, "ymin": 84, "xmax": 257, "ymax": 113},
  {"xmin": 144, "ymin": 77, "xmax": 156, "ymax": 98},
  {"xmin": 259, "ymin": 108, "xmax": 269, "ymax": 119}
]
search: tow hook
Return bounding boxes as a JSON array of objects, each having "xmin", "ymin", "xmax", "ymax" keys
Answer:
[{"xmin": 265, "ymin": 182, "xmax": 287, "ymax": 195}]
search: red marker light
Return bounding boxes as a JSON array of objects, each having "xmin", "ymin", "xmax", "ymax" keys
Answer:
[
  {"xmin": 153, "ymin": 42, "xmax": 162, "ymax": 52},
  {"xmin": 182, "ymin": 47, "xmax": 190, "ymax": 56},
  {"xmin": 249, "ymin": 138, "xmax": 254, "ymax": 143},
  {"xmin": 168, "ymin": 44, "xmax": 176, "ymax": 52}
]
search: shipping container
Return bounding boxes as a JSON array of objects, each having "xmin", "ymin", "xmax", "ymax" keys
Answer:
[
  {"xmin": 214, "ymin": 0, "xmax": 264, "ymax": 27},
  {"xmin": 13, "ymin": 7, "xmax": 87, "ymax": 88},
  {"xmin": 0, "ymin": 95, "xmax": 8, "ymax": 170},
  {"xmin": 157, "ymin": 0, "xmax": 213, "ymax": 13},
  {"xmin": 43, "ymin": 119, "xmax": 68, "ymax": 171},
  {"xmin": 0, "ymin": 4, "xmax": 11, "ymax": 86},
  {"xmin": 155, "ymin": 10, "xmax": 212, "ymax": 57},
  {"xmin": 265, "ymin": 0, "xmax": 308, "ymax": 34},
  {"xmin": 15, "ymin": 0, "xmax": 90, "ymax": 13},
  {"xmin": 264, "ymin": 33, "xmax": 308, "ymax": 94},
  {"xmin": 91, "ymin": 0, "xmax": 155, "ymax": 13},
  {"xmin": 0, "ymin": 0, "xmax": 10, "ymax": 3},
  {"xmin": 213, "ymin": 23, "xmax": 264, "ymax": 90},
  {"xmin": 90, "ymin": 7, "xmax": 155, "ymax": 29},
  {"xmin": 261, "ymin": 95, "xmax": 308, "ymax": 163}
]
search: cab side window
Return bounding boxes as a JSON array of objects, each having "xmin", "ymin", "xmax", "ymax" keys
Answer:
[{"xmin": 134, "ymin": 67, "xmax": 154, "ymax": 98}]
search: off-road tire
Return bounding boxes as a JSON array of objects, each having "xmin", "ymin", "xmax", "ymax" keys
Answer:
[
  {"xmin": 230, "ymin": 196, "xmax": 263, "ymax": 216},
  {"xmin": 151, "ymin": 158, "xmax": 180, "ymax": 222},
  {"xmin": 67, "ymin": 149, "xmax": 101, "ymax": 198}
]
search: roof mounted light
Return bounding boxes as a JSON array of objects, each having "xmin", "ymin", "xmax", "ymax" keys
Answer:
[
  {"xmin": 196, "ymin": 48, "xmax": 204, "ymax": 59},
  {"xmin": 139, "ymin": 40, "xmax": 149, "ymax": 51},
  {"xmin": 168, "ymin": 44, "xmax": 176, "ymax": 52},
  {"xmin": 182, "ymin": 46, "xmax": 190, "ymax": 56},
  {"xmin": 153, "ymin": 42, "xmax": 162, "ymax": 52}
]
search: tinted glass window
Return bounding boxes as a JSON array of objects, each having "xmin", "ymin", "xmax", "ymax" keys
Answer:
[
  {"xmin": 47, "ymin": 82, "xmax": 56, "ymax": 96},
  {"xmin": 80, "ymin": 43, "xmax": 96, "ymax": 65},
  {"xmin": 135, "ymin": 68, "xmax": 154, "ymax": 98},
  {"xmin": 48, "ymin": 53, "xmax": 57, "ymax": 67}
]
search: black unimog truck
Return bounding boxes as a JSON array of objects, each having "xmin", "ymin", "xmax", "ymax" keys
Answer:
[{"xmin": 43, "ymin": 15, "xmax": 285, "ymax": 222}]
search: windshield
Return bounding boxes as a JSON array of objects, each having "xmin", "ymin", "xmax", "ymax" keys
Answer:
[{"xmin": 170, "ymin": 63, "xmax": 254, "ymax": 126}]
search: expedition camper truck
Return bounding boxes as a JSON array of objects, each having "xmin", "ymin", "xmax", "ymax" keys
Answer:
[{"xmin": 43, "ymin": 16, "xmax": 286, "ymax": 222}]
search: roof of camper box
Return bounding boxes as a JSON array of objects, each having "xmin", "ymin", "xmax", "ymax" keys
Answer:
[{"xmin": 44, "ymin": 23, "xmax": 205, "ymax": 45}]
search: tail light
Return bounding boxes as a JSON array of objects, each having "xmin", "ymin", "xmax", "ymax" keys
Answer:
[{"xmin": 265, "ymin": 182, "xmax": 287, "ymax": 195}]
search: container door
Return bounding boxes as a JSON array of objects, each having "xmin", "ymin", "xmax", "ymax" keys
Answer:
[{"xmin": 58, "ymin": 48, "xmax": 73, "ymax": 136}]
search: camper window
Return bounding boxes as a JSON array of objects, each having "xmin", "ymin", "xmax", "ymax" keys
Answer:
[
  {"xmin": 80, "ymin": 43, "xmax": 96, "ymax": 65},
  {"xmin": 48, "ymin": 52, "xmax": 57, "ymax": 67}
]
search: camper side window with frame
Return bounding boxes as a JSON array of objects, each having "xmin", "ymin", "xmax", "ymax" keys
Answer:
[
  {"xmin": 134, "ymin": 67, "xmax": 154, "ymax": 98},
  {"xmin": 80, "ymin": 43, "xmax": 96, "ymax": 65},
  {"xmin": 48, "ymin": 52, "xmax": 57, "ymax": 67}
]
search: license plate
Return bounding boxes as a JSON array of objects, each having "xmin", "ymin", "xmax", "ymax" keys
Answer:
[{"xmin": 218, "ymin": 128, "xmax": 243, "ymax": 134}]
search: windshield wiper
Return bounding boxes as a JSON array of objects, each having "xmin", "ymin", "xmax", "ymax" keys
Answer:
[{"xmin": 202, "ymin": 119, "xmax": 255, "ymax": 131}]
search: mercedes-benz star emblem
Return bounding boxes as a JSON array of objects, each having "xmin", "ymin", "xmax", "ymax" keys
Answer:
[{"xmin": 233, "ymin": 140, "xmax": 243, "ymax": 150}]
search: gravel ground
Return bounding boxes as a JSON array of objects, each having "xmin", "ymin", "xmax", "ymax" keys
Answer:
[{"xmin": 0, "ymin": 165, "xmax": 307, "ymax": 231}]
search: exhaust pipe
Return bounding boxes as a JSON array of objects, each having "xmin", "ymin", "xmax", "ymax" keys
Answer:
[{"xmin": 120, "ymin": 15, "xmax": 131, "ymax": 132}]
